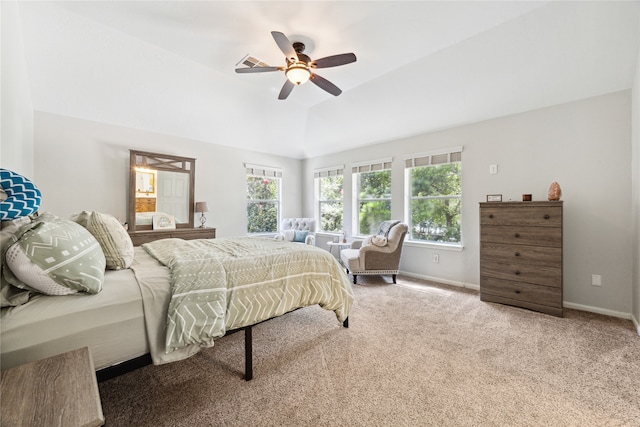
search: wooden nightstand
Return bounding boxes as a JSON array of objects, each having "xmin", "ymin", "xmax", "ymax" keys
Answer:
[
  {"xmin": 128, "ymin": 227, "xmax": 216, "ymax": 246},
  {"xmin": 1, "ymin": 347, "xmax": 104, "ymax": 427}
]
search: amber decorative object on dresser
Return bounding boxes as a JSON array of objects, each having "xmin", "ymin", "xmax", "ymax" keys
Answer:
[
  {"xmin": 479, "ymin": 201, "xmax": 563, "ymax": 317},
  {"xmin": 548, "ymin": 181, "xmax": 562, "ymax": 201}
]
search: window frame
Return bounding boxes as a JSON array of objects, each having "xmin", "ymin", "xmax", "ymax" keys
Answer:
[
  {"xmin": 314, "ymin": 165, "xmax": 345, "ymax": 234},
  {"xmin": 404, "ymin": 147, "xmax": 463, "ymax": 249},
  {"xmin": 245, "ymin": 163, "xmax": 282, "ymax": 235},
  {"xmin": 351, "ymin": 158, "xmax": 393, "ymax": 236}
]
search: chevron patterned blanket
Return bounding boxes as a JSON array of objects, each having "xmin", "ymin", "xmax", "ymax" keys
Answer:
[{"xmin": 141, "ymin": 237, "xmax": 353, "ymax": 353}]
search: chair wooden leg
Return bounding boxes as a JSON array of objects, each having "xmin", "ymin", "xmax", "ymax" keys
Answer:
[
  {"xmin": 353, "ymin": 275, "xmax": 357, "ymax": 284},
  {"xmin": 392, "ymin": 274, "xmax": 396, "ymax": 284}
]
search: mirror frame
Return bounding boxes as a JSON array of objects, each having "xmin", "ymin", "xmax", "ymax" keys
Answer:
[{"xmin": 128, "ymin": 150, "xmax": 196, "ymax": 231}]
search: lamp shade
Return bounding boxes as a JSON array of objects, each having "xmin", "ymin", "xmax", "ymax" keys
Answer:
[{"xmin": 195, "ymin": 201, "xmax": 209, "ymax": 213}]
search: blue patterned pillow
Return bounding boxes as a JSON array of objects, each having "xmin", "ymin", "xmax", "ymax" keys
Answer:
[{"xmin": 0, "ymin": 169, "xmax": 42, "ymax": 221}]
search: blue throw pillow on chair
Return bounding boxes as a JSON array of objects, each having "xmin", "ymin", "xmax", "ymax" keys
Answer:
[{"xmin": 293, "ymin": 230, "xmax": 309, "ymax": 243}]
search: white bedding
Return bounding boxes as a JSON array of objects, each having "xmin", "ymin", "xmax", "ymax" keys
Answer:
[{"xmin": 0, "ymin": 267, "xmax": 148, "ymax": 370}]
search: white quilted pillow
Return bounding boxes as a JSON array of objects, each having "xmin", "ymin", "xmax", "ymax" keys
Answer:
[{"xmin": 283, "ymin": 230, "xmax": 296, "ymax": 242}]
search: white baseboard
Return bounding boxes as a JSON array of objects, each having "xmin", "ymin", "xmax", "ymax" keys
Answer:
[
  {"xmin": 400, "ymin": 271, "xmax": 638, "ymax": 335},
  {"xmin": 562, "ymin": 301, "xmax": 634, "ymax": 321},
  {"xmin": 632, "ymin": 314, "xmax": 640, "ymax": 336},
  {"xmin": 398, "ymin": 270, "xmax": 480, "ymax": 291}
]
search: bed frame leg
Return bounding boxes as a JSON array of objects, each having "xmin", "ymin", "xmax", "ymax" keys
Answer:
[
  {"xmin": 244, "ymin": 326, "xmax": 253, "ymax": 381},
  {"xmin": 343, "ymin": 317, "xmax": 349, "ymax": 328}
]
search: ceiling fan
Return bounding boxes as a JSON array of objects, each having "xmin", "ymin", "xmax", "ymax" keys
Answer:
[{"xmin": 235, "ymin": 31, "xmax": 357, "ymax": 100}]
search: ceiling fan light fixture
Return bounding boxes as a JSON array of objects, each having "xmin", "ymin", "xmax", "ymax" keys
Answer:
[{"xmin": 285, "ymin": 62, "xmax": 311, "ymax": 85}]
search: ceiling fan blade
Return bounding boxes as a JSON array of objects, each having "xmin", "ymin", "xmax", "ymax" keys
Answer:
[
  {"xmin": 311, "ymin": 53, "xmax": 357, "ymax": 69},
  {"xmin": 278, "ymin": 80, "xmax": 295, "ymax": 100},
  {"xmin": 235, "ymin": 66, "xmax": 282, "ymax": 73},
  {"xmin": 271, "ymin": 31, "xmax": 298, "ymax": 63},
  {"xmin": 310, "ymin": 73, "xmax": 342, "ymax": 96}
]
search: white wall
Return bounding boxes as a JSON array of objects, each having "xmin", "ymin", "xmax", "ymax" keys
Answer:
[
  {"xmin": 33, "ymin": 112, "xmax": 302, "ymax": 238},
  {"xmin": 632, "ymin": 35, "xmax": 640, "ymax": 333},
  {"xmin": 305, "ymin": 91, "xmax": 633, "ymax": 317},
  {"xmin": 0, "ymin": 2, "xmax": 34, "ymax": 175}
]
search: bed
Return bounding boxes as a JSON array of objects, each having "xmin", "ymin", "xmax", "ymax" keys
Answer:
[{"xmin": 0, "ymin": 212, "xmax": 353, "ymax": 381}]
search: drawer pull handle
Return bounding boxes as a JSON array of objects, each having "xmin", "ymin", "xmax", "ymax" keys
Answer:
[
  {"xmin": 515, "ymin": 271, "xmax": 521, "ymax": 275},
  {"xmin": 514, "ymin": 290, "xmax": 521, "ymax": 294},
  {"xmin": 544, "ymin": 214, "xmax": 550, "ymax": 220},
  {"xmin": 514, "ymin": 233, "xmax": 520, "ymax": 238},
  {"xmin": 489, "ymin": 214, "xmax": 494, "ymax": 219},
  {"xmin": 514, "ymin": 252, "xmax": 520, "ymax": 257}
]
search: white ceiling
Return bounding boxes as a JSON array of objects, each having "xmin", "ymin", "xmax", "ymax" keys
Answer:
[{"xmin": 16, "ymin": 1, "xmax": 640, "ymax": 159}]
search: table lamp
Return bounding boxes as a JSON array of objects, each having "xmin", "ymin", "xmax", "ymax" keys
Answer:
[{"xmin": 195, "ymin": 201, "xmax": 209, "ymax": 228}]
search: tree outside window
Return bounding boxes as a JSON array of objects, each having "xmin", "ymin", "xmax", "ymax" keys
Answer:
[
  {"xmin": 317, "ymin": 175, "xmax": 343, "ymax": 232},
  {"xmin": 247, "ymin": 175, "xmax": 280, "ymax": 233},
  {"xmin": 356, "ymin": 170, "xmax": 391, "ymax": 235},
  {"xmin": 408, "ymin": 162, "xmax": 461, "ymax": 244}
]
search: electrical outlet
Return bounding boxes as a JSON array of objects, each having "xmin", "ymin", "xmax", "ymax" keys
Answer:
[
  {"xmin": 489, "ymin": 164, "xmax": 498, "ymax": 174},
  {"xmin": 432, "ymin": 254, "xmax": 439, "ymax": 263},
  {"xmin": 591, "ymin": 274, "xmax": 601, "ymax": 286}
]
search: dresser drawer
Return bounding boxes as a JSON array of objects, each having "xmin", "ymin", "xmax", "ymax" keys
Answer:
[
  {"xmin": 480, "ymin": 242, "xmax": 561, "ymax": 268},
  {"xmin": 135, "ymin": 197, "xmax": 156, "ymax": 212},
  {"xmin": 480, "ymin": 258, "xmax": 562, "ymax": 288},
  {"xmin": 480, "ymin": 205, "xmax": 562, "ymax": 227},
  {"xmin": 480, "ymin": 276, "xmax": 562, "ymax": 308},
  {"xmin": 481, "ymin": 225, "xmax": 561, "ymax": 248}
]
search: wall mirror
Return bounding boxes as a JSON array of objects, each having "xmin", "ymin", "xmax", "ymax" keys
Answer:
[{"xmin": 128, "ymin": 150, "xmax": 196, "ymax": 231}]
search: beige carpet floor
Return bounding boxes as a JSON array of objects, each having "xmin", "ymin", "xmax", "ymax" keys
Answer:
[{"xmin": 98, "ymin": 275, "xmax": 640, "ymax": 426}]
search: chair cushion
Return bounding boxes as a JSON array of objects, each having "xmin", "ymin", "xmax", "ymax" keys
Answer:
[{"xmin": 340, "ymin": 248, "xmax": 363, "ymax": 271}]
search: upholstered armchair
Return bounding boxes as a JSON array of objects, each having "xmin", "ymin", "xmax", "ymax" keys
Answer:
[
  {"xmin": 340, "ymin": 221, "xmax": 408, "ymax": 284},
  {"xmin": 274, "ymin": 218, "xmax": 316, "ymax": 245}
]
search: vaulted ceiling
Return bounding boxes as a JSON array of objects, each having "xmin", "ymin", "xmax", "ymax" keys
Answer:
[{"xmin": 15, "ymin": 1, "xmax": 640, "ymax": 159}]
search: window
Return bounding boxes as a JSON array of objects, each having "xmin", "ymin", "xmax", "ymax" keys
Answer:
[
  {"xmin": 405, "ymin": 147, "xmax": 462, "ymax": 245},
  {"xmin": 314, "ymin": 165, "xmax": 344, "ymax": 233},
  {"xmin": 246, "ymin": 164, "xmax": 281, "ymax": 234},
  {"xmin": 352, "ymin": 159, "xmax": 392, "ymax": 235}
]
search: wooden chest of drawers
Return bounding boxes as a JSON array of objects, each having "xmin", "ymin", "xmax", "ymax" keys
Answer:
[
  {"xmin": 479, "ymin": 201, "xmax": 563, "ymax": 317},
  {"xmin": 128, "ymin": 227, "xmax": 216, "ymax": 246}
]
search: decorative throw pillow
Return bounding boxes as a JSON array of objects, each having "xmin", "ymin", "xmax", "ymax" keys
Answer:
[
  {"xmin": 376, "ymin": 220, "xmax": 400, "ymax": 238},
  {"xmin": 70, "ymin": 210, "xmax": 92, "ymax": 228},
  {"xmin": 1, "ymin": 216, "xmax": 33, "ymax": 306},
  {"xmin": 0, "ymin": 168, "xmax": 42, "ymax": 220},
  {"xmin": 4, "ymin": 213, "xmax": 105, "ymax": 295},
  {"xmin": 87, "ymin": 211, "xmax": 134, "ymax": 270},
  {"xmin": 293, "ymin": 230, "xmax": 309, "ymax": 243},
  {"xmin": 370, "ymin": 235, "xmax": 388, "ymax": 247},
  {"xmin": 283, "ymin": 230, "xmax": 296, "ymax": 242}
]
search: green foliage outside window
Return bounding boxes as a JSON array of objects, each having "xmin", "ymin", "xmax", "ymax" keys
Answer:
[
  {"xmin": 357, "ymin": 170, "xmax": 391, "ymax": 235},
  {"xmin": 247, "ymin": 176, "xmax": 279, "ymax": 233},
  {"xmin": 318, "ymin": 176, "xmax": 343, "ymax": 232},
  {"xmin": 409, "ymin": 163, "xmax": 461, "ymax": 243}
]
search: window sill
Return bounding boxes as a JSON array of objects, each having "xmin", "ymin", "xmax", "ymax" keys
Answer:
[{"xmin": 403, "ymin": 240, "xmax": 464, "ymax": 252}]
